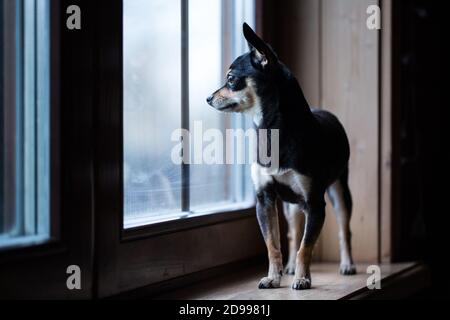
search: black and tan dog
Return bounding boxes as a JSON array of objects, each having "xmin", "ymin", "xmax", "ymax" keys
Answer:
[{"xmin": 207, "ymin": 23, "xmax": 356, "ymax": 290}]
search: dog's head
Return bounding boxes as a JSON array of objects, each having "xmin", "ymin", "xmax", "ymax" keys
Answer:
[{"xmin": 206, "ymin": 23, "xmax": 280, "ymax": 114}]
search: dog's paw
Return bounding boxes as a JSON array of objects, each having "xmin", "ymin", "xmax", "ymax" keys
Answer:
[
  {"xmin": 291, "ymin": 277, "xmax": 311, "ymax": 290},
  {"xmin": 258, "ymin": 277, "xmax": 281, "ymax": 289},
  {"xmin": 340, "ymin": 263, "xmax": 357, "ymax": 275},
  {"xmin": 284, "ymin": 263, "xmax": 296, "ymax": 275}
]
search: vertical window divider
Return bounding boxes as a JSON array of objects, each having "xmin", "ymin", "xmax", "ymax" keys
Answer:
[
  {"xmin": 181, "ymin": 0, "xmax": 190, "ymax": 213},
  {"xmin": 15, "ymin": 0, "xmax": 24, "ymax": 236},
  {"xmin": 2, "ymin": 0, "xmax": 20, "ymax": 238},
  {"xmin": 24, "ymin": 0, "xmax": 36, "ymax": 236},
  {"xmin": 36, "ymin": 0, "xmax": 50, "ymax": 236}
]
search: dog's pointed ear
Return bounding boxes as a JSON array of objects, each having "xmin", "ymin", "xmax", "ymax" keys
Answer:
[{"xmin": 243, "ymin": 23, "xmax": 277, "ymax": 69}]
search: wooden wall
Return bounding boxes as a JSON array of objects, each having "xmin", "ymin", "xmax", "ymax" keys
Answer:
[{"xmin": 264, "ymin": 0, "xmax": 389, "ymax": 263}]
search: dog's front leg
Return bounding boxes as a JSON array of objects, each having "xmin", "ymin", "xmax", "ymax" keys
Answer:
[
  {"xmin": 256, "ymin": 189, "xmax": 283, "ymax": 289},
  {"xmin": 292, "ymin": 199, "xmax": 325, "ymax": 290}
]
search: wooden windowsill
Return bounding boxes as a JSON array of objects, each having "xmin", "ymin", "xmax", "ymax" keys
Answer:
[{"xmin": 157, "ymin": 262, "xmax": 430, "ymax": 300}]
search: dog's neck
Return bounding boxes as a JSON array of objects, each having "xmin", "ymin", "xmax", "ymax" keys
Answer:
[
  {"xmin": 253, "ymin": 71, "xmax": 317, "ymax": 170},
  {"xmin": 255, "ymin": 72, "xmax": 315, "ymax": 132}
]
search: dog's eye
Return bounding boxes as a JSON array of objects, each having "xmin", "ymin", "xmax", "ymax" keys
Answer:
[{"xmin": 227, "ymin": 75, "xmax": 237, "ymax": 86}]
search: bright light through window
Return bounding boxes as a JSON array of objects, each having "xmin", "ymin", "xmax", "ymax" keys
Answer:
[{"xmin": 123, "ymin": 0, "xmax": 255, "ymax": 229}]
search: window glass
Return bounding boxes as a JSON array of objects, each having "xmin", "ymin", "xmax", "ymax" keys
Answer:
[
  {"xmin": 0, "ymin": 0, "xmax": 50, "ymax": 248},
  {"xmin": 123, "ymin": 0, "xmax": 182, "ymax": 227},
  {"xmin": 123, "ymin": 0, "xmax": 255, "ymax": 228}
]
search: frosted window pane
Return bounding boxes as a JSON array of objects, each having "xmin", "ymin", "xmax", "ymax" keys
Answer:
[
  {"xmin": 123, "ymin": 0, "xmax": 255, "ymax": 228},
  {"xmin": 188, "ymin": 0, "xmax": 232, "ymax": 210},
  {"xmin": 123, "ymin": 0, "xmax": 182, "ymax": 227}
]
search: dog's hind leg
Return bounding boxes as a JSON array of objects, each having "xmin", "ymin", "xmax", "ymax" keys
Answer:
[
  {"xmin": 292, "ymin": 195, "xmax": 326, "ymax": 290},
  {"xmin": 283, "ymin": 203, "xmax": 305, "ymax": 275},
  {"xmin": 327, "ymin": 167, "xmax": 356, "ymax": 275},
  {"xmin": 256, "ymin": 188, "xmax": 283, "ymax": 289}
]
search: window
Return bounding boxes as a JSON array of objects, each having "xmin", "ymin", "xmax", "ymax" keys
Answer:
[
  {"xmin": 0, "ymin": 0, "xmax": 50, "ymax": 248},
  {"xmin": 123, "ymin": 0, "xmax": 255, "ymax": 228}
]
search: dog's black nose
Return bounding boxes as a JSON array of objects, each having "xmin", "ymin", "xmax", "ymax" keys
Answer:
[{"xmin": 206, "ymin": 95, "xmax": 213, "ymax": 105}]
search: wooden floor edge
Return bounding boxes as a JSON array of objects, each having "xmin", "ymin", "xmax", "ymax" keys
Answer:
[{"xmin": 341, "ymin": 263, "xmax": 431, "ymax": 300}]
